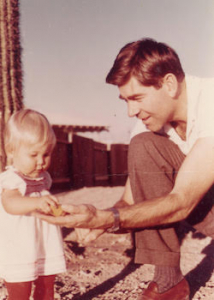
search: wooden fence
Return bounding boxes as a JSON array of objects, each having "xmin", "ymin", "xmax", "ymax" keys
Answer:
[{"xmin": 48, "ymin": 134, "xmax": 129, "ymax": 191}]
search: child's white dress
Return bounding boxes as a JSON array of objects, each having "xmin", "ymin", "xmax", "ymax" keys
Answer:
[{"xmin": 0, "ymin": 166, "xmax": 66, "ymax": 282}]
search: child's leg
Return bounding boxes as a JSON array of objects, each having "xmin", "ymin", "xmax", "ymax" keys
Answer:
[
  {"xmin": 33, "ymin": 275, "xmax": 55, "ymax": 300},
  {"xmin": 4, "ymin": 281, "xmax": 32, "ymax": 300}
]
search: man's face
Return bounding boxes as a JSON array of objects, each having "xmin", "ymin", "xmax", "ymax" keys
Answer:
[{"xmin": 118, "ymin": 76, "xmax": 176, "ymax": 132}]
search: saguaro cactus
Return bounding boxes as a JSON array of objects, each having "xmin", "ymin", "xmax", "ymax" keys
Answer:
[{"xmin": 0, "ymin": 0, "xmax": 23, "ymax": 171}]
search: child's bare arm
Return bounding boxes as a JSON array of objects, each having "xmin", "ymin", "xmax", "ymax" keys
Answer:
[{"xmin": 2, "ymin": 189, "xmax": 58, "ymax": 215}]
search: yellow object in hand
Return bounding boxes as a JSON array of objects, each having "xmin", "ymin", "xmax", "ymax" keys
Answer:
[{"xmin": 50, "ymin": 204, "xmax": 65, "ymax": 217}]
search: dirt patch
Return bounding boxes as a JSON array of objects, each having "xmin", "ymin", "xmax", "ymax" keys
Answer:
[{"xmin": 1, "ymin": 186, "xmax": 214, "ymax": 299}]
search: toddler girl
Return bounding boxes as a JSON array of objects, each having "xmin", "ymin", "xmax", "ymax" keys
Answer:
[{"xmin": 0, "ymin": 109, "xmax": 66, "ymax": 300}]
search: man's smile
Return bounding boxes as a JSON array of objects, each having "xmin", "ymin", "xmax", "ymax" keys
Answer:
[{"xmin": 141, "ymin": 115, "xmax": 151, "ymax": 124}]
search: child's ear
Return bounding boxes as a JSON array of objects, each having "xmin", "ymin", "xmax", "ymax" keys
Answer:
[
  {"xmin": 163, "ymin": 73, "xmax": 178, "ymax": 98},
  {"xmin": 6, "ymin": 149, "xmax": 14, "ymax": 165}
]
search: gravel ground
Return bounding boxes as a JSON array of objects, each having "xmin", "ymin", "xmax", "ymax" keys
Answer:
[{"xmin": 0, "ymin": 186, "xmax": 214, "ymax": 299}]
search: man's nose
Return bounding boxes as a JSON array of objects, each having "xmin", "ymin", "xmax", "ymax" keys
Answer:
[{"xmin": 127, "ymin": 101, "xmax": 140, "ymax": 117}]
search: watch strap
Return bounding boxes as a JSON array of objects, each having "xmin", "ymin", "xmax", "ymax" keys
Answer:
[{"xmin": 105, "ymin": 207, "xmax": 120, "ymax": 233}]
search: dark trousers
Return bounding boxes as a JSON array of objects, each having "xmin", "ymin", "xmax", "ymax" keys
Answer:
[{"xmin": 128, "ymin": 132, "xmax": 214, "ymax": 267}]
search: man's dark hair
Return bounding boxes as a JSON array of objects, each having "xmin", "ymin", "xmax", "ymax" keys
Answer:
[{"xmin": 106, "ymin": 38, "xmax": 185, "ymax": 88}]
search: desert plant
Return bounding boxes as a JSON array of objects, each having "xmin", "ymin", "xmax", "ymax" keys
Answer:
[{"xmin": 0, "ymin": 0, "xmax": 23, "ymax": 171}]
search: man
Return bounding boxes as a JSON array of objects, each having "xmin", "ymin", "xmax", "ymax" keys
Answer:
[{"xmin": 38, "ymin": 38, "xmax": 214, "ymax": 300}]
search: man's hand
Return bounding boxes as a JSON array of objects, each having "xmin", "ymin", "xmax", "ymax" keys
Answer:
[{"xmin": 34, "ymin": 204, "xmax": 99, "ymax": 228}]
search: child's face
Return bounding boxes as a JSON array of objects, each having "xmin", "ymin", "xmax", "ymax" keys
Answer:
[{"xmin": 11, "ymin": 142, "xmax": 53, "ymax": 178}]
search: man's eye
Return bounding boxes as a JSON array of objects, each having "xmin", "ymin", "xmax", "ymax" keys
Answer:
[{"xmin": 30, "ymin": 154, "xmax": 37, "ymax": 158}]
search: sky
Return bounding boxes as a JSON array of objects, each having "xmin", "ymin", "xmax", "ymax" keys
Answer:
[{"xmin": 19, "ymin": 0, "xmax": 214, "ymax": 143}]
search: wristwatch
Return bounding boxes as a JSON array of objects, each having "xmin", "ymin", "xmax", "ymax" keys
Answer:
[{"xmin": 105, "ymin": 207, "xmax": 120, "ymax": 233}]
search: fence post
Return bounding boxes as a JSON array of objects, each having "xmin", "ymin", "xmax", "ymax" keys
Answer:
[
  {"xmin": 72, "ymin": 134, "xmax": 94, "ymax": 188},
  {"xmin": 94, "ymin": 141, "xmax": 109, "ymax": 186},
  {"xmin": 110, "ymin": 144, "xmax": 128, "ymax": 186}
]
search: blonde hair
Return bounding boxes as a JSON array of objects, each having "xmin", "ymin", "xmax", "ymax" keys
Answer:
[{"xmin": 4, "ymin": 109, "xmax": 56, "ymax": 156}]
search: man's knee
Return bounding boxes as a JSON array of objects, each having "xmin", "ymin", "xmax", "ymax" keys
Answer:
[
  {"xmin": 130, "ymin": 131, "xmax": 168, "ymax": 149},
  {"xmin": 129, "ymin": 132, "xmax": 166, "ymax": 159},
  {"xmin": 131, "ymin": 132, "xmax": 154, "ymax": 145},
  {"xmin": 129, "ymin": 131, "xmax": 184, "ymax": 166},
  {"xmin": 128, "ymin": 132, "xmax": 162, "ymax": 175},
  {"xmin": 128, "ymin": 131, "xmax": 184, "ymax": 181},
  {"xmin": 129, "ymin": 132, "xmax": 154, "ymax": 154}
]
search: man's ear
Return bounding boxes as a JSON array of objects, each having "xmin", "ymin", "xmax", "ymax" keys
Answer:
[{"xmin": 163, "ymin": 73, "xmax": 178, "ymax": 98}]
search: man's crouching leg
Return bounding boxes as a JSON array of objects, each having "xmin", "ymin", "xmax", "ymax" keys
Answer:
[{"xmin": 128, "ymin": 132, "xmax": 189, "ymax": 297}]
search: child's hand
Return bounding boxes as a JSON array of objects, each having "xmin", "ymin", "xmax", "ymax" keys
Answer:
[{"xmin": 37, "ymin": 195, "xmax": 58, "ymax": 214}]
